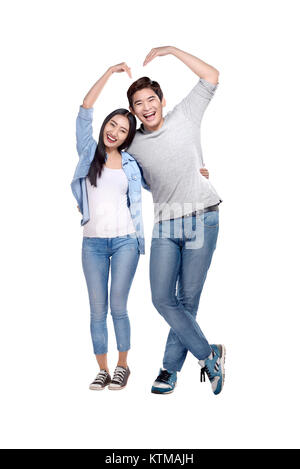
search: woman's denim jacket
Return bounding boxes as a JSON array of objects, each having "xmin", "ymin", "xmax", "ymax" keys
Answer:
[{"xmin": 71, "ymin": 106, "xmax": 148, "ymax": 254}]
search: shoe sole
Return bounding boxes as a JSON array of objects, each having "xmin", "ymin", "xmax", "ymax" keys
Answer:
[
  {"xmin": 218, "ymin": 344, "xmax": 226, "ymax": 393},
  {"xmin": 108, "ymin": 384, "xmax": 128, "ymax": 390},
  {"xmin": 151, "ymin": 382, "xmax": 177, "ymax": 395},
  {"xmin": 89, "ymin": 384, "xmax": 109, "ymax": 391}
]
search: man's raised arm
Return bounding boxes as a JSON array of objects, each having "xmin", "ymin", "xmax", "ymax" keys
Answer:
[{"xmin": 143, "ymin": 46, "xmax": 219, "ymax": 85}]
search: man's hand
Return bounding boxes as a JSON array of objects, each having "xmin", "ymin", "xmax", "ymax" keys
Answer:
[
  {"xmin": 77, "ymin": 205, "xmax": 81, "ymax": 214},
  {"xmin": 143, "ymin": 47, "xmax": 219, "ymax": 83},
  {"xmin": 143, "ymin": 46, "xmax": 173, "ymax": 66},
  {"xmin": 109, "ymin": 62, "xmax": 132, "ymax": 78},
  {"xmin": 200, "ymin": 168, "xmax": 209, "ymax": 179}
]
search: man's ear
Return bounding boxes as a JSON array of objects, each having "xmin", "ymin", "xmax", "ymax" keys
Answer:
[
  {"xmin": 162, "ymin": 97, "xmax": 166, "ymax": 108},
  {"xmin": 129, "ymin": 106, "xmax": 136, "ymax": 116}
]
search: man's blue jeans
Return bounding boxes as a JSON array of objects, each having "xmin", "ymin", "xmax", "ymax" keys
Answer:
[
  {"xmin": 82, "ymin": 235, "xmax": 140, "ymax": 355},
  {"xmin": 150, "ymin": 211, "xmax": 219, "ymax": 372}
]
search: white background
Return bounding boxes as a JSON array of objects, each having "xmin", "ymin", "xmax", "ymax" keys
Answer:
[{"xmin": 0, "ymin": 0, "xmax": 299, "ymax": 449}]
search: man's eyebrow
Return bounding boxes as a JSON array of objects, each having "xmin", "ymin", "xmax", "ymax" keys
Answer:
[{"xmin": 134, "ymin": 95, "xmax": 156, "ymax": 105}]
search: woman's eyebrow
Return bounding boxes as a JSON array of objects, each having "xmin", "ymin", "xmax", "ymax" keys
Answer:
[{"xmin": 110, "ymin": 119, "xmax": 128, "ymax": 131}]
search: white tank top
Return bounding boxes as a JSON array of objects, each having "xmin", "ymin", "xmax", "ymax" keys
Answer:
[{"xmin": 83, "ymin": 167, "xmax": 136, "ymax": 238}]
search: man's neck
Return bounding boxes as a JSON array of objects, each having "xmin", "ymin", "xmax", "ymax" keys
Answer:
[{"xmin": 144, "ymin": 117, "xmax": 165, "ymax": 133}]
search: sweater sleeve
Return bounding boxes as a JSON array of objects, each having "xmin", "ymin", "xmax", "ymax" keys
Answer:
[{"xmin": 175, "ymin": 78, "xmax": 218, "ymax": 127}]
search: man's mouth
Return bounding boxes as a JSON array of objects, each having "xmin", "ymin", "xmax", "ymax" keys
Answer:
[
  {"xmin": 143, "ymin": 111, "xmax": 156, "ymax": 121},
  {"xmin": 107, "ymin": 133, "xmax": 117, "ymax": 143}
]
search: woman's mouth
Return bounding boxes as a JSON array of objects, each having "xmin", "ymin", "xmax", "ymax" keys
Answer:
[
  {"xmin": 143, "ymin": 111, "xmax": 156, "ymax": 122},
  {"xmin": 106, "ymin": 133, "xmax": 117, "ymax": 143}
]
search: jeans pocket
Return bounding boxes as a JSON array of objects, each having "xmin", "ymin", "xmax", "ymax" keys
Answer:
[{"xmin": 201, "ymin": 211, "xmax": 219, "ymax": 228}]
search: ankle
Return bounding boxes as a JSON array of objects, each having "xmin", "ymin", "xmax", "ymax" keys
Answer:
[{"xmin": 117, "ymin": 363, "xmax": 128, "ymax": 369}]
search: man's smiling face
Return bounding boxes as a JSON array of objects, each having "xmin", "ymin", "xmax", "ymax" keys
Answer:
[{"xmin": 130, "ymin": 87, "xmax": 166, "ymax": 132}]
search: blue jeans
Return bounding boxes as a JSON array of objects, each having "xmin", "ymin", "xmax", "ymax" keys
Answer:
[
  {"xmin": 82, "ymin": 235, "xmax": 140, "ymax": 355},
  {"xmin": 150, "ymin": 211, "xmax": 219, "ymax": 372}
]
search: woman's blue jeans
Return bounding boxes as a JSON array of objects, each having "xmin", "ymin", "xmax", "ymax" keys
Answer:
[
  {"xmin": 150, "ymin": 211, "xmax": 219, "ymax": 372},
  {"xmin": 82, "ymin": 235, "xmax": 140, "ymax": 355}
]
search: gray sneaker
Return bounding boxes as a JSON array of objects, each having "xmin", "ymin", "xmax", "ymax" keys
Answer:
[
  {"xmin": 89, "ymin": 370, "xmax": 111, "ymax": 390},
  {"xmin": 108, "ymin": 366, "xmax": 130, "ymax": 390}
]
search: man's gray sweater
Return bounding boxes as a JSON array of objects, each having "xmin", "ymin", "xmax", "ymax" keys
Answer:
[{"xmin": 128, "ymin": 78, "xmax": 221, "ymax": 223}]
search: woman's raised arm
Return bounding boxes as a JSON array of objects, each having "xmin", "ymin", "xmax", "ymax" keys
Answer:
[{"xmin": 82, "ymin": 63, "xmax": 132, "ymax": 109}]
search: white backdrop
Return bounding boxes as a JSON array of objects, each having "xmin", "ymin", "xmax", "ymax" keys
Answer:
[{"xmin": 1, "ymin": 0, "xmax": 299, "ymax": 449}]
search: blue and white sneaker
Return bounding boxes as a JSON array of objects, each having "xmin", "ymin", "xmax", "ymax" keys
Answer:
[
  {"xmin": 151, "ymin": 368, "xmax": 177, "ymax": 394},
  {"xmin": 199, "ymin": 344, "xmax": 226, "ymax": 395}
]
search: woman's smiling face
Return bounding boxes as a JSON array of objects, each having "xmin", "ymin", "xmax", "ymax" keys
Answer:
[{"xmin": 103, "ymin": 114, "xmax": 130, "ymax": 149}]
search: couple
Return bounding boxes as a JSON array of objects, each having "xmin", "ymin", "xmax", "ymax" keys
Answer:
[{"xmin": 71, "ymin": 46, "xmax": 226, "ymax": 395}]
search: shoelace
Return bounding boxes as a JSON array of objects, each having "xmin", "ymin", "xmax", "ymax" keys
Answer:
[
  {"xmin": 200, "ymin": 366, "xmax": 212, "ymax": 383},
  {"xmin": 156, "ymin": 369, "xmax": 172, "ymax": 383},
  {"xmin": 200, "ymin": 349, "xmax": 216, "ymax": 383},
  {"xmin": 94, "ymin": 371, "xmax": 108, "ymax": 384},
  {"xmin": 112, "ymin": 367, "xmax": 127, "ymax": 384}
]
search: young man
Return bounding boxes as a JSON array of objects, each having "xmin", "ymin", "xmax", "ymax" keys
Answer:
[{"xmin": 127, "ymin": 46, "xmax": 226, "ymax": 396}]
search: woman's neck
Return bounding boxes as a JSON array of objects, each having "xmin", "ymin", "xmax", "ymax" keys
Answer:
[
  {"xmin": 105, "ymin": 148, "xmax": 122, "ymax": 168},
  {"xmin": 105, "ymin": 148, "xmax": 121, "ymax": 159}
]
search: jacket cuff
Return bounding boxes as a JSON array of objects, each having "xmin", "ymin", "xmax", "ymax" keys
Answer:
[{"xmin": 78, "ymin": 105, "xmax": 94, "ymax": 120}]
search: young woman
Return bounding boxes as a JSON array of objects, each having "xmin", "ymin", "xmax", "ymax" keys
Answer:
[{"xmin": 71, "ymin": 63, "xmax": 145, "ymax": 391}]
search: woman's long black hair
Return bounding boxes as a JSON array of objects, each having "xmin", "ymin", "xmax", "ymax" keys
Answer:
[{"xmin": 87, "ymin": 109, "xmax": 136, "ymax": 187}]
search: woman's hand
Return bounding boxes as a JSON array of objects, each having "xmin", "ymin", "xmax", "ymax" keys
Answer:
[
  {"xmin": 143, "ymin": 46, "xmax": 173, "ymax": 66},
  {"xmin": 82, "ymin": 63, "xmax": 132, "ymax": 108},
  {"xmin": 77, "ymin": 205, "xmax": 82, "ymax": 214},
  {"xmin": 200, "ymin": 168, "xmax": 209, "ymax": 179},
  {"xmin": 109, "ymin": 62, "xmax": 132, "ymax": 78}
]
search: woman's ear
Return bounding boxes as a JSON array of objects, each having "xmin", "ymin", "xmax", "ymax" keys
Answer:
[{"xmin": 162, "ymin": 97, "xmax": 166, "ymax": 108}]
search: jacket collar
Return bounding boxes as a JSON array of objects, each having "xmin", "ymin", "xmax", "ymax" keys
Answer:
[{"xmin": 121, "ymin": 151, "xmax": 135, "ymax": 163}]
